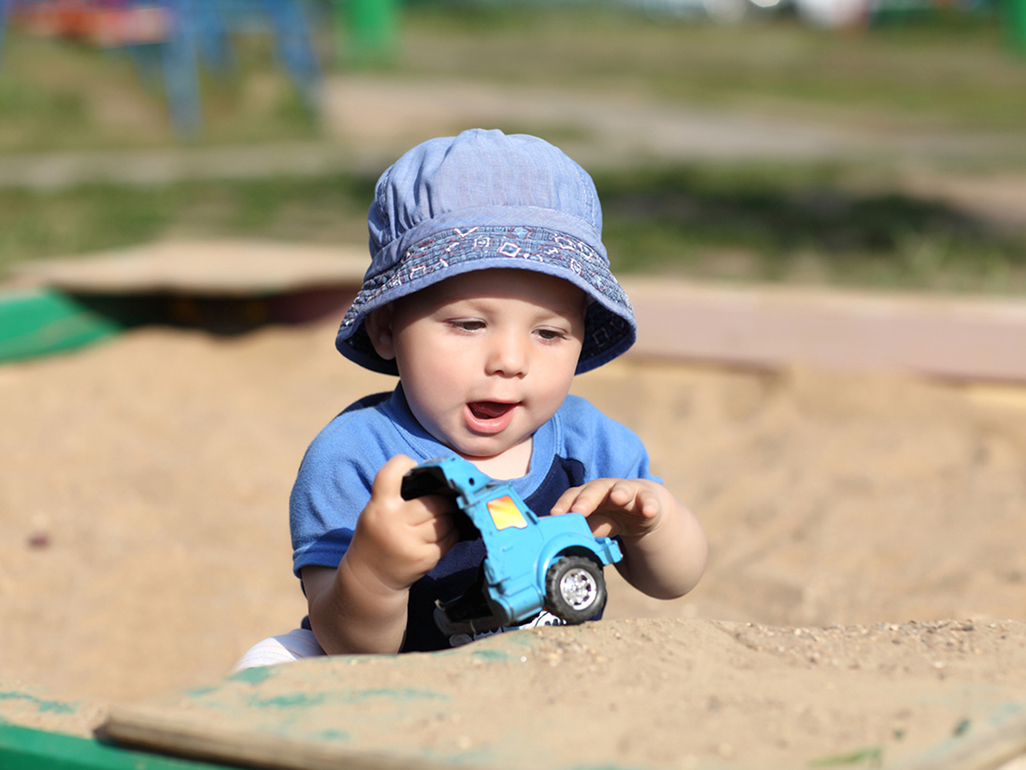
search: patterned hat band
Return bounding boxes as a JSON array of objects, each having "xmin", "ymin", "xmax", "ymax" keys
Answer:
[{"xmin": 336, "ymin": 224, "xmax": 636, "ymax": 376}]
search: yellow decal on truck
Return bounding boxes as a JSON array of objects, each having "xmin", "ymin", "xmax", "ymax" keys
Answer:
[{"xmin": 487, "ymin": 495, "xmax": 527, "ymax": 530}]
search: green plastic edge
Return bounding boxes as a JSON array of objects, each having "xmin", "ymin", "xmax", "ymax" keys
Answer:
[
  {"xmin": 0, "ymin": 723, "xmax": 226, "ymax": 770},
  {"xmin": 0, "ymin": 289, "xmax": 123, "ymax": 364}
]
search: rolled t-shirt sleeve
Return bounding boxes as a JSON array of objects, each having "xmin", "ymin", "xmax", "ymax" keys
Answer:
[
  {"xmin": 289, "ymin": 386, "xmax": 452, "ymax": 580},
  {"xmin": 290, "ymin": 420, "xmax": 381, "ymax": 577}
]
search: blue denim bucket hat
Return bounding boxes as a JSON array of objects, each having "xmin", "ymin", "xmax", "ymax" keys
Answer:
[{"xmin": 336, "ymin": 128, "xmax": 636, "ymax": 375}]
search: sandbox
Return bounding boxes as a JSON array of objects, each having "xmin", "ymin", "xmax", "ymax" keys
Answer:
[{"xmin": 2, "ymin": 242, "xmax": 1026, "ymax": 768}]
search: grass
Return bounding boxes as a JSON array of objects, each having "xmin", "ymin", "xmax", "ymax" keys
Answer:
[
  {"xmin": 1, "ymin": 4, "xmax": 1024, "ymax": 152},
  {"xmin": 597, "ymin": 164, "xmax": 1026, "ymax": 292},
  {"xmin": 2, "ymin": 165, "xmax": 1024, "ymax": 295},
  {"xmin": 399, "ymin": 4, "xmax": 1026, "ymax": 133},
  {"xmin": 0, "ymin": 4, "xmax": 1025, "ymax": 294},
  {"xmin": 0, "ymin": 175, "xmax": 374, "ymax": 275}
]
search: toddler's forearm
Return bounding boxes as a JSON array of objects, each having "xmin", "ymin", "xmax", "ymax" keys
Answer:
[
  {"xmin": 303, "ymin": 557, "xmax": 410, "ymax": 655},
  {"xmin": 617, "ymin": 496, "xmax": 708, "ymax": 600}
]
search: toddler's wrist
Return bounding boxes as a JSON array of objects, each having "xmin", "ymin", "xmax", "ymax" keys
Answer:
[{"xmin": 341, "ymin": 542, "xmax": 413, "ymax": 600}]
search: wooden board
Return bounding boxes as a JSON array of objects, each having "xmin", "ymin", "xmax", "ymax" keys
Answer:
[
  {"xmin": 0, "ymin": 679, "xmax": 220, "ymax": 769},
  {"xmin": 0, "ymin": 240, "xmax": 368, "ymax": 362},
  {"xmin": 8, "ymin": 239, "xmax": 1026, "ymax": 382},
  {"xmin": 101, "ymin": 619, "xmax": 1026, "ymax": 770},
  {"xmin": 9, "ymin": 240, "xmax": 368, "ymax": 297},
  {"xmin": 623, "ymin": 278, "xmax": 1026, "ymax": 383}
]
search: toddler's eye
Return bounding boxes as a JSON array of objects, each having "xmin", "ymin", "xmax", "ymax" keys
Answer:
[
  {"xmin": 537, "ymin": 328, "xmax": 568, "ymax": 341},
  {"xmin": 450, "ymin": 320, "xmax": 485, "ymax": 332}
]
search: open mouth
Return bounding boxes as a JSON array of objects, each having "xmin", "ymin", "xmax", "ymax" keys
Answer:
[
  {"xmin": 465, "ymin": 401, "xmax": 519, "ymax": 434},
  {"xmin": 468, "ymin": 402, "xmax": 515, "ymax": 421}
]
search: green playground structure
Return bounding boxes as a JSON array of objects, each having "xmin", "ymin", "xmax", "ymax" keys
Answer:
[
  {"xmin": 338, "ymin": 0, "xmax": 399, "ymax": 66},
  {"xmin": 0, "ymin": 723, "xmax": 224, "ymax": 770},
  {"xmin": 1006, "ymin": 0, "xmax": 1026, "ymax": 52},
  {"xmin": 0, "ymin": 289, "xmax": 127, "ymax": 364}
]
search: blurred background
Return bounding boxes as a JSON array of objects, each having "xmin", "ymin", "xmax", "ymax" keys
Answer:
[
  {"xmin": 0, "ymin": 0, "xmax": 1023, "ymax": 293},
  {"xmin": 3, "ymin": 0, "xmax": 1026, "ymax": 708}
]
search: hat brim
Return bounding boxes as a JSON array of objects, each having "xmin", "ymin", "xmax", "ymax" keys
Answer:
[{"xmin": 335, "ymin": 225, "xmax": 636, "ymax": 375}]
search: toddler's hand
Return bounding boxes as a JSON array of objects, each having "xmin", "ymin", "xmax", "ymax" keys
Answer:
[
  {"xmin": 550, "ymin": 478, "xmax": 668, "ymax": 540},
  {"xmin": 346, "ymin": 455, "xmax": 460, "ymax": 593},
  {"xmin": 552, "ymin": 478, "xmax": 707, "ymax": 601}
]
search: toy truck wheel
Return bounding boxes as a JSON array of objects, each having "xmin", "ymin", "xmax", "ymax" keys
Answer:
[{"xmin": 544, "ymin": 556, "xmax": 606, "ymax": 623}]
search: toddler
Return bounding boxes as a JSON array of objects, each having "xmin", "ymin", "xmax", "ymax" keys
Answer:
[{"xmin": 233, "ymin": 129, "xmax": 707, "ymax": 667}]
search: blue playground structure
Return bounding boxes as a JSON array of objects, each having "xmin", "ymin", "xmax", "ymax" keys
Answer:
[{"xmin": 0, "ymin": 0, "xmax": 323, "ymax": 136}]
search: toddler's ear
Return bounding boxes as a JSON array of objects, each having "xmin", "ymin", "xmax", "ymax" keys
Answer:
[{"xmin": 364, "ymin": 304, "xmax": 396, "ymax": 361}]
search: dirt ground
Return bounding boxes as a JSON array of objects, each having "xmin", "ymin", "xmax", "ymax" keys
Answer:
[{"xmin": 3, "ymin": 307, "xmax": 1026, "ymax": 767}]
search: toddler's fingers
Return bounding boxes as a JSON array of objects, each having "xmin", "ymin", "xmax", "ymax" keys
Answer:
[
  {"xmin": 633, "ymin": 485, "xmax": 663, "ymax": 519},
  {"xmin": 585, "ymin": 513, "xmax": 621, "ymax": 539},
  {"xmin": 428, "ymin": 511, "xmax": 456, "ymax": 542},
  {"xmin": 607, "ymin": 479, "xmax": 639, "ymax": 508},
  {"xmin": 605, "ymin": 480, "xmax": 663, "ymax": 521},
  {"xmin": 438, "ymin": 519, "xmax": 461, "ymax": 557},
  {"xmin": 551, "ymin": 479, "xmax": 622, "ymax": 516},
  {"xmin": 372, "ymin": 454, "xmax": 418, "ymax": 499},
  {"xmin": 550, "ymin": 485, "xmax": 584, "ymax": 516},
  {"xmin": 414, "ymin": 513, "xmax": 459, "ymax": 569}
]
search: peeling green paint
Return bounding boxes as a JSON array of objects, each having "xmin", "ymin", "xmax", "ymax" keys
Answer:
[
  {"xmin": 310, "ymin": 728, "xmax": 350, "ymax": 742},
  {"xmin": 425, "ymin": 745, "xmax": 496, "ymax": 766},
  {"xmin": 341, "ymin": 687, "xmax": 448, "ymax": 703},
  {"xmin": 0, "ymin": 691, "xmax": 76, "ymax": 715},
  {"xmin": 227, "ymin": 666, "xmax": 275, "ymax": 685},
  {"xmin": 181, "ymin": 686, "xmax": 219, "ymax": 699},
  {"xmin": 469, "ymin": 649, "xmax": 509, "ymax": 661},
  {"xmin": 238, "ymin": 685, "xmax": 449, "ymax": 714},
  {"xmin": 249, "ymin": 692, "xmax": 326, "ymax": 709},
  {"xmin": 810, "ymin": 745, "xmax": 884, "ymax": 767}
]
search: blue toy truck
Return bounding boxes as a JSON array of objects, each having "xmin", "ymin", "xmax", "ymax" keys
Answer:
[{"xmin": 401, "ymin": 455, "xmax": 623, "ymax": 637}]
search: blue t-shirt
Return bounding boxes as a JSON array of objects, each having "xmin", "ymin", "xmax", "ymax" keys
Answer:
[{"xmin": 290, "ymin": 384, "xmax": 659, "ymax": 651}]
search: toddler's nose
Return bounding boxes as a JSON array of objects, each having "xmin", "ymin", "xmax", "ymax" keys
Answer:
[{"xmin": 486, "ymin": 332, "xmax": 528, "ymax": 377}]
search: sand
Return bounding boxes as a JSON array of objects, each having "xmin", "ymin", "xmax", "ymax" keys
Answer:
[{"xmin": 2, "ymin": 315, "xmax": 1026, "ymax": 768}]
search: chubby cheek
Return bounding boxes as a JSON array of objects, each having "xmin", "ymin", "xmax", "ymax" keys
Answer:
[
  {"xmin": 542, "ymin": 379, "xmax": 570, "ymax": 411},
  {"xmin": 536, "ymin": 384, "xmax": 571, "ymax": 425},
  {"xmin": 400, "ymin": 366, "xmax": 467, "ymax": 438},
  {"xmin": 540, "ymin": 363, "xmax": 576, "ymax": 409}
]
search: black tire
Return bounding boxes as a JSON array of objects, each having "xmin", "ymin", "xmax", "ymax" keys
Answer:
[{"xmin": 544, "ymin": 556, "xmax": 606, "ymax": 623}]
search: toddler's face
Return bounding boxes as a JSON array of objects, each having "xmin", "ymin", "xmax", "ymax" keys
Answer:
[{"xmin": 369, "ymin": 269, "xmax": 585, "ymax": 468}]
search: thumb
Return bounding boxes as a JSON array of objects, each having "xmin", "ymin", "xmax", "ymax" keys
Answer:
[
  {"xmin": 585, "ymin": 512, "xmax": 621, "ymax": 539},
  {"xmin": 372, "ymin": 454, "xmax": 419, "ymax": 499}
]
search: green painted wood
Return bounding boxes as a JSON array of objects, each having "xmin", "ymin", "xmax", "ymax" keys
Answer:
[
  {"xmin": 0, "ymin": 723, "xmax": 226, "ymax": 770},
  {"xmin": 0, "ymin": 289, "xmax": 123, "ymax": 363}
]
